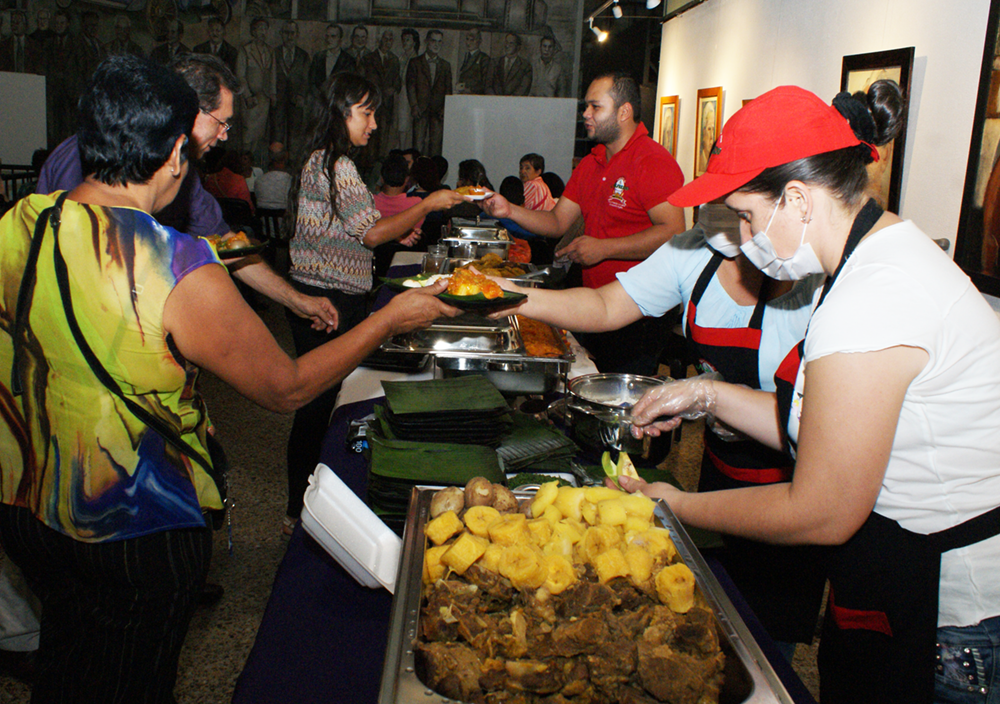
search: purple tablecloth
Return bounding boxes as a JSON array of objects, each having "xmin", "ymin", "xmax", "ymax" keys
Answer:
[{"xmin": 232, "ymin": 395, "xmax": 817, "ymax": 704}]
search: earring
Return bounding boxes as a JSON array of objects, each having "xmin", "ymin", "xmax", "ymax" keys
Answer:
[{"xmin": 801, "ymin": 215, "xmax": 811, "ymax": 223}]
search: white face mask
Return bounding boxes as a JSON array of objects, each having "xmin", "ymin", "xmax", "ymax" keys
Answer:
[
  {"xmin": 705, "ymin": 230, "xmax": 742, "ymax": 258},
  {"xmin": 699, "ymin": 203, "xmax": 742, "ymax": 258},
  {"xmin": 739, "ymin": 199, "xmax": 825, "ymax": 281}
]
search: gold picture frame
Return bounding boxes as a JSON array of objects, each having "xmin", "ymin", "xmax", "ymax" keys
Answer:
[
  {"xmin": 658, "ymin": 95, "xmax": 679, "ymax": 157},
  {"xmin": 694, "ymin": 86, "xmax": 722, "ymax": 177}
]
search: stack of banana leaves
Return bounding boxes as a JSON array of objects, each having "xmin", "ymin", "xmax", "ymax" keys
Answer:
[
  {"xmin": 367, "ymin": 377, "xmax": 513, "ymax": 533},
  {"xmin": 495, "ymin": 413, "xmax": 578, "ymax": 475}
]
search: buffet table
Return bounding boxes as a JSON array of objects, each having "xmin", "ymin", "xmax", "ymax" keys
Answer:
[{"xmin": 231, "ymin": 254, "xmax": 818, "ymax": 704}]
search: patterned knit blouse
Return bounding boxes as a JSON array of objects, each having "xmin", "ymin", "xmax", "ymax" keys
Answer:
[{"xmin": 289, "ymin": 150, "xmax": 380, "ymax": 294}]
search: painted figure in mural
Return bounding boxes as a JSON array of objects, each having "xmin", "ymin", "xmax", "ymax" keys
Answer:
[
  {"xmin": 310, "ymin": 24, "xmax": 355, "ymax": 95},
  {"xmin": 361, "ymin": 29, "xmax": 401, "ymax": 158},
  {"xmin": 273, "ymin": 21, "xmax": 311, "ymax": 164},
  {"xmin": 237, "ymin": 17, "xmax": 276, "ymax": 166},
  {"xmin": 74, "ymin": 11, "xmax": 106, "ymax": 89},
  {"xmin": 407, "ymin": 29, "xmax": 451, "ymax": 157},
  {"xmin": 531, "ymin": 34, "xmax": 565, "ymax": 98},
  {"xmin": 43, "ymin": 10, "xmax": 75, "ymax": 148},
  {"xmin": 150, "ymin": 19, "xmax": 190, "ymax": 65},
  {"xmin": 347, "ymin": 24, "xmax": 369, "ymax": 64},
  {"xmin": 105, "ymin": 15, "xmax": 145, "ymax": 59},
  {"xmin": 0, "ymin": 10, "xmax": 41, "ymax": 74},
  {"xmin": 194, "ymin": 17, "xmax": 238, "ymax": 72},
  {"xmin": 492, "ymin": 32, "xmax": 531, "ymax": 97},
  {"xmin": 457, "ymin": 27, "xmax": 490, "ymax": 95},
  {"xmin": 29, "ymin": 8, "xmax": 52, "ymax": 45},
  {"xmin": 394, "ymin": 27, "xmax": 419, "ymax": 154}
]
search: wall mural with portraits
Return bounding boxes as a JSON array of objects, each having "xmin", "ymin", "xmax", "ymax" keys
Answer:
[{"xmin": 0, "ymin": 0, "xmax": 582, "ymax": 172}]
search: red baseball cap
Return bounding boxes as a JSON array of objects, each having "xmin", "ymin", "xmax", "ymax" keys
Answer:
[{"xmin": 669, "ymin": 86, "xmax": 862, "ymax": 207}]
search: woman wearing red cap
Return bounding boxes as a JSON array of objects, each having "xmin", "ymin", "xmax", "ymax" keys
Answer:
[{"xmin": 620, "ymin": 81, "xmax": 1000, "ymax": 704}]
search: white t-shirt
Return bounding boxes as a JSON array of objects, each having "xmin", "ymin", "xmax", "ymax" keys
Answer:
[
  {"xmin": 790, "ymin": 220, "xmax": 1000, "ymax": 628},
  {"xmin": 254, "ymin": 170, "xmax": 293, "ymax": 210},
  {"xmin": 617, "ymin": 226, "xmax": 822, "ymax": 391}
]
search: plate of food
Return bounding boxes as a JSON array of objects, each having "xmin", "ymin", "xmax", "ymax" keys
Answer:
[
  {"xmin": 381, "ymin": 269, "xmax": 527, "ymax": 311},
  {"xmin": 207, "ymin": 232, "xmax": 268, "ymax": 258},
  {"xmin": 456, "ymin": 186, "xmax": 494, "ymax": 201}
]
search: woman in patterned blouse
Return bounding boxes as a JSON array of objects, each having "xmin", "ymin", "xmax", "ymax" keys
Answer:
[{"xmin": 284, "ymin": 72, "xmax": 465, "ymax": 532}]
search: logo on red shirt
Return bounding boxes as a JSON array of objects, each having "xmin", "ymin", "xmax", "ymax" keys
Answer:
[{"xmin": 608, "ymin": 177, "xmax": 628, "ymax": 209}]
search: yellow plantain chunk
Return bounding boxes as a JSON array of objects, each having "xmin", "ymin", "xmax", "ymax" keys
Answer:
[
  {"xmin": 425, "ymin": 510, "xmax": 464, "ymax": 546},
  {"xmin": 530, "ymin": 481, "xmax": 559, "ymax": 517},
  {"xmin": 424, "ymin": 545, "xmax": 451, "ymax": 583},
  {"xmin": 442, "ymin": 532, "xmax": 489, "ymax": 575},
  {"xmin": 488, "ymin": 513, "xmax": 530, "ymax": 546},
  {"xmin": 655, "ymin": 563, "xmax": 696, "ymax": 613},
  {"xmin": 592, "ymin": 547, "xmax": 630, "ymax": 583},
  {"xmin": 464, "ymin": 505, "xmax": 502, "ymax": 538}
]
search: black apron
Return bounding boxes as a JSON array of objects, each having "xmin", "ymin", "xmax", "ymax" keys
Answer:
[
  {"xmin": 687, "ymin": 253, "xmax": 826, "ymax": 643},
  {"xmin": 774, "ymin": 199, "xmax": 1000, "ymax": 703}
]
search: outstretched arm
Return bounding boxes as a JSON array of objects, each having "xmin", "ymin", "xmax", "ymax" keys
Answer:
[
  {"xmin": 229, "ymin": 257, "xmax": 339, "ymax": 332},
  {"xmin": 164, "ymin": 265, "xmax": 460, "ymax": 413}
]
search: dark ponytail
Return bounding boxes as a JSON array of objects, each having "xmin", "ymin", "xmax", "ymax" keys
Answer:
[{"xmin": 741, "ymin": 79, "xmax": 906, "ymax": 207}]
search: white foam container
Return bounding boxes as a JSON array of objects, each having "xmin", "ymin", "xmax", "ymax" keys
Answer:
[{"xmin": 301, "ymin": 463, "xmax": 402, "ymax": 593}]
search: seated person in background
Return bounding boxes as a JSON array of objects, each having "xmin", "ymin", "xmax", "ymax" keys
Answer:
[
  {"xmin": 432, "ymin": 155, "xmax": 450, "ymax": 189},
  {"xmin": 203, "ymin": 148, "xmax": 255, "ymax": 214},
  {"xmin": 240, "ymin": 150, "xmax": 263, "ymax": 193},
  {"xmin": 255, "ymin": 149, "xmax": 293, "ymax": 211},
  {"xmin": 408, "ymin": 155, "xmax": 445, "ymax": 198},
  {"xmin": 445, "ymin": 158, "xmax": 495, "ymax": 221},
  {"xmin": 373, "ymin": 152, "xmax": 424, "ymax": 277},
  {"xmin": 499, "ymin": 175, "xmax": 550, "ymax": 264},
  {"xmin": 542, "ymin": 171, "xmax": 565, "ymax": 200},
  {"xmin": 519, "ymin": 152, "xmax": 555, "ymax": 211}
]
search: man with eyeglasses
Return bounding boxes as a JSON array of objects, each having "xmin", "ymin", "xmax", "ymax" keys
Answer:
[{"xmin": 37, "ymin": 53, "xmax": 339, "ymax": 331}]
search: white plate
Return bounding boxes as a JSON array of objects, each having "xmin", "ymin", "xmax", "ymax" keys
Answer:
[{"xmin": 462, "ymin": 191, "xmax": 494, "ymax": 201}]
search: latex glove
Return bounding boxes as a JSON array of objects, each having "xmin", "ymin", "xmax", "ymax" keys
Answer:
[{"xmin": 629, "ymin": 372, "xmax": 721, "ymax": 439}]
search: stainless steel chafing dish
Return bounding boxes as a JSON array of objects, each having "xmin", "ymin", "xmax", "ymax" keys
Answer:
[
  {"xmin": 442, "ymin": 219, "xmax": 512, "ymax": 259},
  {"xmin": 380, "ymin": 314, "xmax": 573, "ymax": 394},
  {"xmin": 378, "ymin": 487, "xmax": 797, "ymax": 704}
]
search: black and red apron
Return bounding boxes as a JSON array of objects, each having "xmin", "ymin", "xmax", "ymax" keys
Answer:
[
  {"xmin": 687, "ymin": 253, "xmax": 826, "ymax": 644},
  {"xmin": 774, "ymin": 198, "xmax": 1000, "ymax": 703}
]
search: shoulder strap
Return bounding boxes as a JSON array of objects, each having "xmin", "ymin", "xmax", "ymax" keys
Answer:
[
  {"xmin": 48, "ymin": 198, "xmax": 217, "ymax": 480},
  {"xmin": 11, "ymin": 192, "xmax": 68, "ymax": 396}
]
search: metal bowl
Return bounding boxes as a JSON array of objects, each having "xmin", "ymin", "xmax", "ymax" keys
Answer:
[{"xmin": 565, "ymin": 373, "xmax": 671, "ymax": 461}]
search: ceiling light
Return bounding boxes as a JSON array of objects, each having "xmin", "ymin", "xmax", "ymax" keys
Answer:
[
  {"xmin": 646, "ymin": 0, "xmax": 662, "ymax": 8},
  {"xmin": 612, "ymin": 2, "xmax": 623, "ymax": 18}
]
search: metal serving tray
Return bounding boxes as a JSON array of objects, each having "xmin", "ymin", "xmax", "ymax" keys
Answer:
[
  {"xmin": 378, "ymin": 487, "xmax": 796, "ymax": 704},
  {"xmin": 385, "ymin": 314, "xmax": 521, "ymax": 354}
]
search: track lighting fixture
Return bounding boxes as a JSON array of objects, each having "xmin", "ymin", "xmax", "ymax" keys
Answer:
[{"xmin": 612, "ymin": 2, "xmax": 623, "ymax": 18}]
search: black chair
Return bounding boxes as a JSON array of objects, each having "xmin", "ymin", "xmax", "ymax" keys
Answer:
[
  {"xmin": 217, "ymin": 197, "xmax": 259, "ymax": 238},
  {"xmin": 256, "ymin": 207, "xmax": 289, "ymax": 272}
]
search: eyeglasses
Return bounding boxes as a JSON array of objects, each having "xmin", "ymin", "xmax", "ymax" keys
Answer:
[{"xmin": 200, "ymin": 108, "xmax": 231, "ymax": 133}]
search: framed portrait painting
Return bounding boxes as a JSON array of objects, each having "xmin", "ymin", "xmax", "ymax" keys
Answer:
[
  {"xmin": 659, "ymin": 95, "xmax": 678, "ymax": 156},
  {"xmin": 694, "ymin": 87, "xmax": 722, "ymax": 177},
  {"xmin": 955, "ymin": 0, "xmax": 1000, "ymax": 296},
  {"xmin": 840, "ymin": 47, "xmax": 914, "ymax": 214}
]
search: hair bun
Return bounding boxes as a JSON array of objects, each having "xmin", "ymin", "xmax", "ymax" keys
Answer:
[{"xmin": 832, "ymin": 91, "xmax": 876, "ymax": 145}]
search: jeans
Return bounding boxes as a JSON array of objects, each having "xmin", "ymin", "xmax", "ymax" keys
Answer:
[{"xmin": 936, "ymin": 615, "xmax": 1000, "ymax": 704}]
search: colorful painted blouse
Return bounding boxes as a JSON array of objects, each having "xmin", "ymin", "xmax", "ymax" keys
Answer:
[
  {"xmin": 289, "ymin": 151, "xmax": 380, "ymax": 295},
  {"xmin": 0, "ymin": 194, "xmax": 224, "ymax": 542}
]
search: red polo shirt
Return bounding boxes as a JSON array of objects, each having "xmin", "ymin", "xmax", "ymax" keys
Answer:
[{"xmin": 562, "ymin": 123, "xmax": 684, "ymax": 288}]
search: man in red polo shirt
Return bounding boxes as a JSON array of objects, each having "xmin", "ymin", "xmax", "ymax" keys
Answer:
[{"xmin": 482, "ymin": 71, "xmax": 685, "ymax": 374}]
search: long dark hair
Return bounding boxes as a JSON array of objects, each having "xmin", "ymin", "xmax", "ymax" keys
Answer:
[
  {"xmin": 309, "ymin": 72, "xmax": 381, "ymax": 218},
  {"xmin": 741, "ymin": 79, "xmax": 906, "ymax": 208}
]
